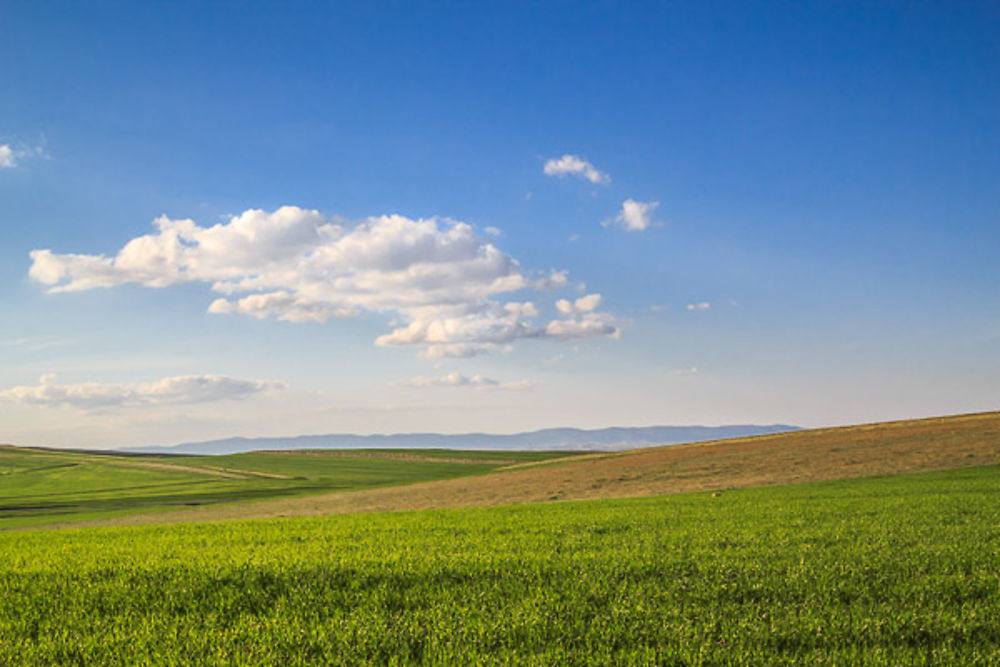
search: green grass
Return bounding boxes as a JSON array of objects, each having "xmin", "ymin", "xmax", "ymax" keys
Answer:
[
  {"xmin": 0, "ymin": 446, "xmax": 576, "ymax": 528},
  {"xmin": 1, "ymin": 465, "xmax": 998, "ymax": 664}
]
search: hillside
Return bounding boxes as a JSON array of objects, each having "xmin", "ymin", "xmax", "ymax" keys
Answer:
[
  {"xmin": 35, "ymin": 410, "xmax": 1000, "ymax": 529},
  {"xmin": 0, "ymin": 447, "xmax": 576, "ymax": 529}
]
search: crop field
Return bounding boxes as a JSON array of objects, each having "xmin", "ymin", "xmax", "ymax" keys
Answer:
[
  {"xmin": 1, "ymin": 464, "xmax": 998, "ymax": 664},
  {"xmin": 0, "ymin": 446, "xmax": 577, "ymax": 529},
  {"xmin": 36, "ymin": 410, "xmax": 1000, "ymax": 530}
]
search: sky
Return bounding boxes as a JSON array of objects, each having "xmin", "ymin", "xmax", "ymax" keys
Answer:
[{"xmin": 1, "ymin": 1, "xmax": 998, "ymax": 449}]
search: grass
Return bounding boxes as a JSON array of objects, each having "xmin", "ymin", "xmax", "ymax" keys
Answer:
[
  {"xmin": 1, "ymin": 465, "xmax": 998, "ymax": 664},
  {"xmin": 48, "ymin": 410, "xmax": 1000, "ymax": 530},
  {"xmin": 0, "ymin": 446, "xmax": 577, "ymax": 529}
]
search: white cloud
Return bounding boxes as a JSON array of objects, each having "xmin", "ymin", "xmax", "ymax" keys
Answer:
[
  {"xmin": 0, "ymin": 374, "xmax": 282, "ymax": 411},
  {"xmin": 0, "ymin": 143, "xmax": 46, "ymax": 169},
  {"xmin": 29, "ymin": 207, "xmax": 621, "ymax": 357},
  {"xmin": 556, "ymin": 293, "xmax": 602, "ymax": 315},
  {"xmin": 685, "ymin": 302, "xmax": 711, "ymax": 311},
  {"xmin": 543, "ymin": 154, "xmax": 610, "ymax": 185},
  {"xmin": 574, "ymin": 293, "xmax": 602, "ymax": 312},
  {"xmin": 483, "ymin": 226, "xmax": 502, "ymax": 237},
  {"xmin": 607, "ymin": 199, "xmax": 659, "ymax": 232},
  {"xmin": 0, "ymin": 145, "xmax": 15, "ymax": 168},
  {"xmin": 399, "ymin": 373, "xmax": 535, "ymax": 390},
  {"xmin": 669, "ymin": 366, "xmax": 699, "ymax": 376},
  {"xmin": 545, "ymin": 293, "xmax": 619, "ymax": 340}
]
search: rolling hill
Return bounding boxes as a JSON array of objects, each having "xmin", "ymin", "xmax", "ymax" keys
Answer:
[{"xmin": 12, "ymin": 409, "xmax": 999, "ymax": 530}]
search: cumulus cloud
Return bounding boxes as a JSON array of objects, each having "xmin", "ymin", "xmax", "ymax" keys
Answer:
[
  {"xmin": 543, "ymin": 154, "xmax": 610, "ymax": 185},
  {"xmin": 28, "ymin": 207, "xmax": 621, "ymax": 357},
  {"xmin": 685, "ymin": 301, "xmax": 711, "ymax": 311},
  {"xmin": 606, "ymin": 199, "xmax": 659, "ymax": 232},
  {"xmin": 573, "ymin": 293, "xmax": 602, "ymax": 312},
  {"xmin": 0, "ymin": 374, "xmax": 282, "ymax": 411},
  {"xmin": 398, "ymin": 373, "xmax": 535, "ymax": 390}
]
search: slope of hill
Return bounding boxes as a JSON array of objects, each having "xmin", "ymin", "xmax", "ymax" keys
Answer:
[
  {"xmin": 0, "ymin": 447, "xmax": 576, "ymax": 529},
  {"xmin": 121, "ymin": 424, "xmax": 800, "ymax": 455},
  {"xmin": 41, "ymin": 410, "xmax": 1000, "ymax": 529}
]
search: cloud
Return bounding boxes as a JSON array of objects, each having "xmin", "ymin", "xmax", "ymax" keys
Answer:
[
  {"xmin": 544, "ymin": 311, "xmax": 620, "ymax": 340},
  {"xmin": 29, "ymin": 207, "xmax": 621, "ymax": 357},
  {"xmin": 685, "ymin": 302, "xmax": 711, "ymax": 311},
  {"xmin": 0, "ymin": 374, "xmax": 283, "ymax": 411},
  {"xmin": 483, "ymin": 226, "xmax": 502, "ymax": 237},
  {"xmin": 398, "ymin": 373, "xmax": 535, "ymax": 390},
  {"xmin": 669, "ymin": 366, "xmax": 699, "ymax": 376},
  {"xmin": 556, "ymin": 293, "xmax": 602, "ymax": 316},
  {"xmin": 573, "ymin": 293, "xmax": 602, "ymax": 312},
  {"xmin": 0, "ymin": 143, "xmax": 46, "ymax": 169},
  {"xmin": 606, "ymin": 199, "xmax": 659, "ymax": 232},
  {"xmin": 543, "ymin": 154, "xmax": 610, "ymax": 185},
  {"xmin": 544, "ymin": 293, "xmax": 619, "ymax": 340},
  {"xmin": 0, "ymin": 145, "xmax": 15, "ymax": 168}
]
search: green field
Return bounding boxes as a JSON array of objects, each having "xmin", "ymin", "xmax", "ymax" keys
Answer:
[
  {"xmin": 0, "ymin": 446, "xmax": 578, "ymax": 529},
  {"xmin": 2, "ymin": 465, "xmax": 998, "ymax": 664}
]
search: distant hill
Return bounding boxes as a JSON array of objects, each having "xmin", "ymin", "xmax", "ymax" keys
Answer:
[{"xmin": 120, "ymin": 424, "xmax": 800, "ymax": 455}]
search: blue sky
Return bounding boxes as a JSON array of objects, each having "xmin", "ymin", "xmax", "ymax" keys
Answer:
[{"xmin": 2, "ymin": 1, "xmax": 998, "ymax": 448}]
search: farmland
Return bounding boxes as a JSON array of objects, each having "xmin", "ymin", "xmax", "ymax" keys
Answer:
[
  {"xmin": 1, "ymin": 465, "xmax": 998, "ymax": 664},
  {"xmin": 20, "ymin": 410, "xmax": 1000, "ymax": 530},
  {"xmin": 0, "ymin": 446, "xmax": 578, "ymax": 529},
  {"xmin": 2, "ymin": 412, "xmax": 999, "ymax": 663}
]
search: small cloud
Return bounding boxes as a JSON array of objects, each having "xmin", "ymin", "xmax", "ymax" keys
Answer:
[
  {"xmin": 606, "ymin": 199, "xmax": 659, "ymax": 232},
  {"xmin": 483, "ymin": 226, "xmax": 502, "ymax": 237},
  {"xmin": 397, "ymin": 373, "xmax": 535, "ymax": 390},
  {"xmin": 0, "ymin": 145, "xmax": 15, "ymax": 168},
  {"xmin": 568, "ymin": 234, "xmax": 580, "ymax": 242},
  {"xmin": 685, "ymin": 302, "xmax": 711, "ymax": 311},
  {"xmin": 535, "ymin": 269, "xmax": 569, "ymax": 290},
  {"xmin": 574, "ymin": 293, "xmax": 602, "ymax": 312},
  {"xmin": 543, "ymin": 353, "xmax": 565, "ymax": 366},
  {"xmin": 556, "ymin": 293, "xmax": 602, "ymax": 315},
  {"xmin": 543, "ymin": 154, "xmax": 610, "ymax": 185},
  {"xmin": 669, "ymin": 366, "xmax": 699, "ymax": 376},
  {"xmin": 649, "ymin": 304, "xmax": 667, "ymax": 313},
  {"xmin": 0, "ymin": 374, "xmax": 283, "ymax": 412},
  {"xmin": 0, "ymin": 142, "xmax": 47, "ymax": 169}
]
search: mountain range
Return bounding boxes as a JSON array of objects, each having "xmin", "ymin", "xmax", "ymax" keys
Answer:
[{"xmin": 121, "ymin": 424, "xmax": 801, "ymax": 456}]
